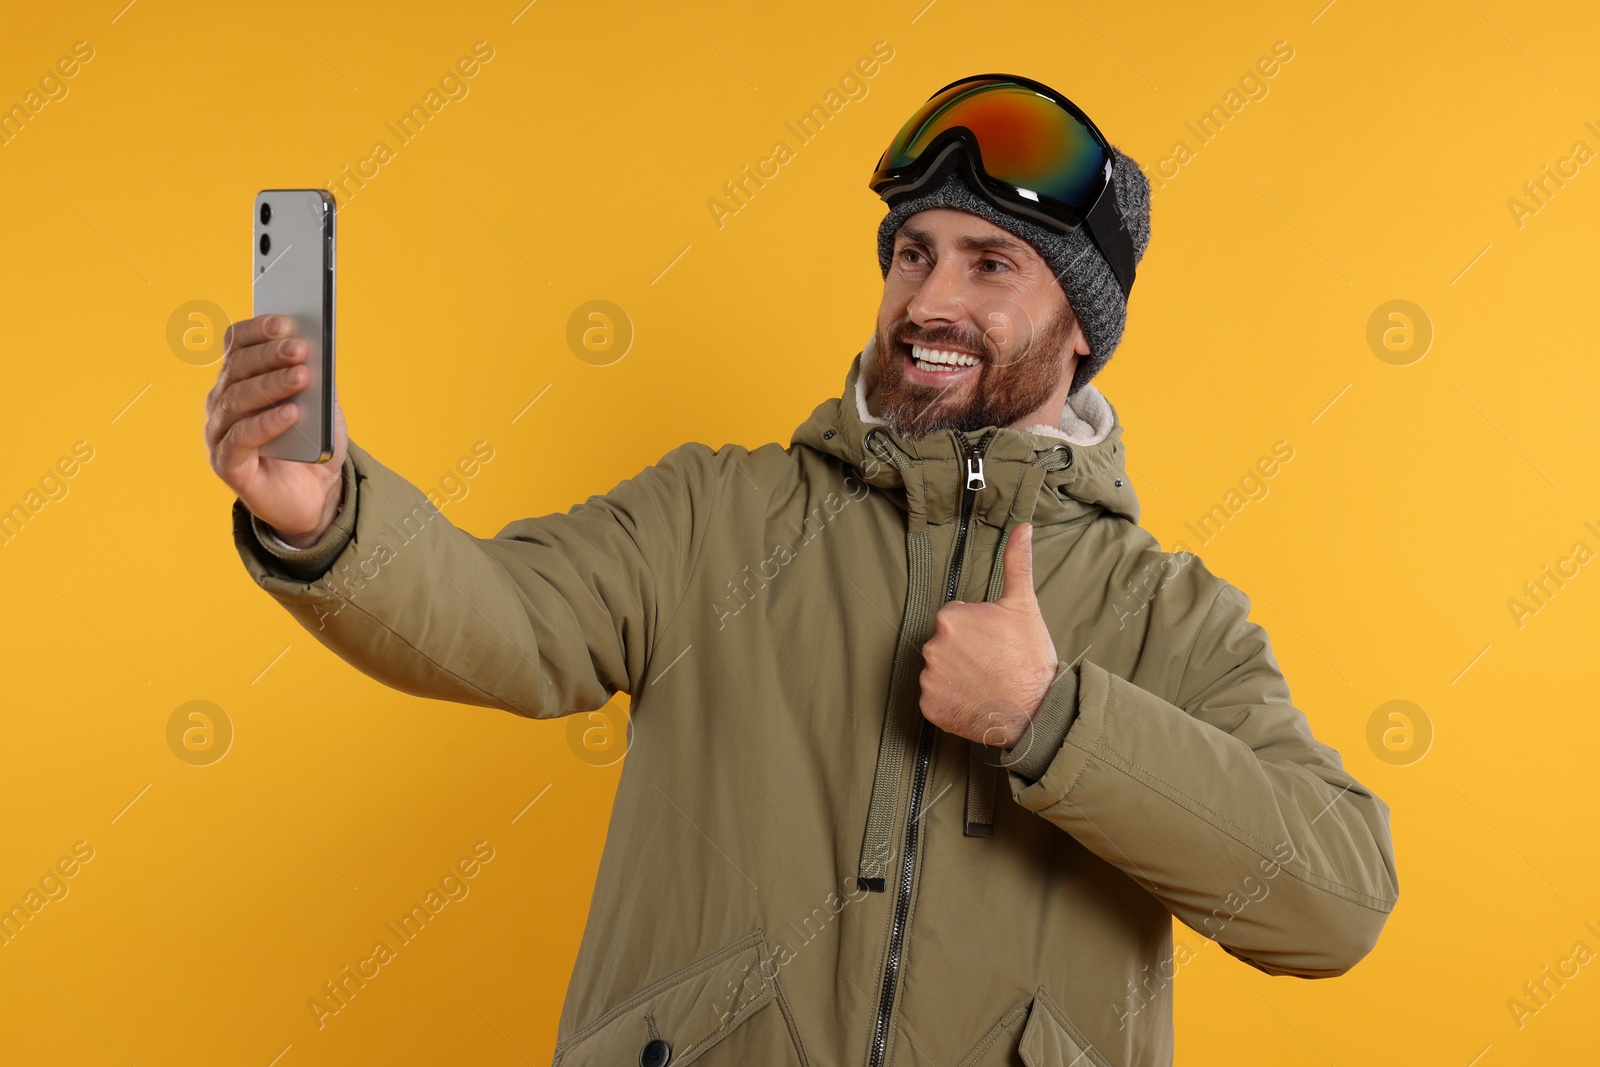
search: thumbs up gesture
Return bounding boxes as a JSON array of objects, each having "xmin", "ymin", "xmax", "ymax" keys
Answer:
[{"xmin": 918, "ymin": 522, "xmax": 1060, "ymax": 748}]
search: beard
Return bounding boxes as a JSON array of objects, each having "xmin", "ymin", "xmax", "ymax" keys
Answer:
[{"xmin": 868, "ymin": 299, "xmax": 1079, "ymax": 439}]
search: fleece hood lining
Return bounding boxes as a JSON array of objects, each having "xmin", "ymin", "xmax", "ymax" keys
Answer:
[{"xmin": 853, "ymin": 334, "xmax": 1116, "ymax": 447}]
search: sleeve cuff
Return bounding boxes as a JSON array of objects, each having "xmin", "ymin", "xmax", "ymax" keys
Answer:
[
  {"xmin": 998, "ymin": 660, "xmax": 1080, "ymax": 783},
  {"xmin": 243, "ymin": 449, "xmax": 360, "ymax": 581}
]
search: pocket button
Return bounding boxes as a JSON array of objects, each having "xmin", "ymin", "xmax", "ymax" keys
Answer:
[{"xmin": 639, "ymin": 1037, "xmax": 672, "ymax": 1067}]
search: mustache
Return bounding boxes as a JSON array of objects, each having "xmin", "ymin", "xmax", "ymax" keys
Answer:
[{"xmin": 891, "ymin": 324, "xmax": 991, "ymax": 357}]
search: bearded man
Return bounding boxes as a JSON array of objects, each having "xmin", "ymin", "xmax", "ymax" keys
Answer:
[{"xmin": 208, "ymin": 73, "xmax": 1399, "ymax": 1067}]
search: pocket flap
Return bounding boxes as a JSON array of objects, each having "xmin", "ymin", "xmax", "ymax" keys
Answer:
[
  {"xmin": 1017, "ymin": 987, "xmax": 1112, "ymax": 1067},
  {"xmin": 554, "ymin": 930, "xmax": 776, "ymax": 1066}
]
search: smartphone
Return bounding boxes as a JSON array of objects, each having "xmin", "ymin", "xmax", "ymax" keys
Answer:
[{"xmin": 253, "ymin": 189, "xmax": 336, "ymax": 462}]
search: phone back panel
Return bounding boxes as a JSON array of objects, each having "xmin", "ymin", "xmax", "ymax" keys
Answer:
[{"xmin": 253, "ymin": 189, "xmax": 335, "ymax": 462}]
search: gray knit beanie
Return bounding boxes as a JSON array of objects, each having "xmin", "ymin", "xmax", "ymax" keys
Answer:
[{"xmin": 875, "ymin": 145, "xmax": 1151, "ymax": 396}]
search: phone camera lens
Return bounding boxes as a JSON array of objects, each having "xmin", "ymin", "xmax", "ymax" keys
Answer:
[
  {"xmin": 260, "ymin": 202, "xmax": 272, "ymax": 225},
  {"xmin": 259, "ymin": 233, "xmax": 271, "ymax": 256}
]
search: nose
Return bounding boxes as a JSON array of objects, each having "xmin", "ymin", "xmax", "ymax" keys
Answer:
[{"xmin": 907, "ymin": 255, "xmax": 971, "ymax": 328}]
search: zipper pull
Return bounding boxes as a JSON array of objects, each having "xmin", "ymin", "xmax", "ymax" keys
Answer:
[{"xmin": 965, "ymin": 452, "xmax": 986, "ymax": 491}]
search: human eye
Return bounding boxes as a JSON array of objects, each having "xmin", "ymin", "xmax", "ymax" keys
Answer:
[{"xmin": 978, "ymin": 257, "xmax": 1012, "ymax": 274}]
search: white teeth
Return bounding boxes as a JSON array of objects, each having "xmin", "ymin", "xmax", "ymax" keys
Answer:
[{"xmin": 910, "ymin": 344, "xmax": 980, "ymax": 371}]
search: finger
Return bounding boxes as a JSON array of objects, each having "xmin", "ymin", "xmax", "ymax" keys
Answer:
[
  {"xmin": 215, "ymin": 316, "xmax": 303, "ymax": 396},
  {"xmin": 223, "ymin": 313, "xmax": 292, "ymax": 357},
  {"xmin": 215, "ymin": 401, "xmax": 300, "ymax": 474},
  {"xmin": 998, "ymin": 522, "xmax": 1037, "ymax": 606},
  {"xmin": 918, "ymin": 644, "xmax": 956, "ymax": 689},
  {"xmin": 219, "ymin": 333, "xmax": 308, "ymax": 398},
  {"xmin": 206, "ymin": 363, "xmax": 310, "ymax": 449}
]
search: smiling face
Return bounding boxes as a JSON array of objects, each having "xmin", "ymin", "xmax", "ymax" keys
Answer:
[{"xmin": 868, "ymin": 207, "xmax": 1091, "ymax": 439}]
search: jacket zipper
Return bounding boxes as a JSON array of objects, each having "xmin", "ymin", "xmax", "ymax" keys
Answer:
[{"xmin": 866, "ymin": 427, "xmax": 996, "ymax": 1067}]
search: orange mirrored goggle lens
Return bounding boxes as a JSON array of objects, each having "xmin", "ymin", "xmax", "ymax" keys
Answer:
[{"xmin": 878, "ymin": 80, "xmax": 1108, "ymax": 213}]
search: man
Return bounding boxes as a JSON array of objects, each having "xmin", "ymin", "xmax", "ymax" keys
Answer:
[{"xmin": 208, "ymin": 75, "xmax": 1398, "ymax": 1066}]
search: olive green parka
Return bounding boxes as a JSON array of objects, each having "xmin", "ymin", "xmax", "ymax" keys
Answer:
[{"xmin": 233, "ymin": 337, "xmax": 1400, "ymax": 1067}]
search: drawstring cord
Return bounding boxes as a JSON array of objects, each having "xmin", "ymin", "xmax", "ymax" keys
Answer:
[
  {"xmin": 856, "ymin": 429, "xmax": 928, "ymax": 891},
  {"xmin": 855, "ymin": 433, "xmax": 1074, "ymax": 889},
  {"xmin": 963, "ymin": 444, "xmax": 1074, "ymax": 836}
]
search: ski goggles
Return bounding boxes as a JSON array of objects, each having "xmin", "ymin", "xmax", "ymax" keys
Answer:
[{"xmin": 870, "ymin": 74, "xmax": 1137, "ymax": 298}]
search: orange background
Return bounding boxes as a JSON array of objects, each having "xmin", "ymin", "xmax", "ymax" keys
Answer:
[{"xmin": 2, "ymin": 0, "xmax": 1596, "ymax": 1063}]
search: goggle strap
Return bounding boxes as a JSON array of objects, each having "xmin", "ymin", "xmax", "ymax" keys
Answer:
[{"xmin": 1084, "ymin": 179, "xmax": 1137, "ymax": 299}]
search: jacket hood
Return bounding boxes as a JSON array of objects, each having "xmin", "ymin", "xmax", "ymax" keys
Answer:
[{"xmin": 791, "ymin": 333, "xmax": 1141, "ymax": 528}]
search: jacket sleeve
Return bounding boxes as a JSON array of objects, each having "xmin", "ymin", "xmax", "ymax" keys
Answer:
[
  {"xmin": 231, "ymin": 437, "xmax": 728, "ymax": 718},
  {"xmin": 999, "ymin": 660, "xmax": 1081, "ymax": 783},
  {"xmin": 1006, "ymin": 578, "xmax": 1400, "ymax": 979}
]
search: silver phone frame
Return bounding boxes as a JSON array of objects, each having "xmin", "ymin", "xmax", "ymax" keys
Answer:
[{"xmin": 253, "ymin": 188, "xmax": 336, "ymax": 463}]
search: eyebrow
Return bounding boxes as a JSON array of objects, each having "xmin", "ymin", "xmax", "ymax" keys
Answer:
[{"xmin": 896, "ymin": 224, "xmax": 1034, "ymax": 259}]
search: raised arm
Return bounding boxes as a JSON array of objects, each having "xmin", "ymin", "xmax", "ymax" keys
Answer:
[
  {"xmin": 208, "ymin": 314, "xmax": 727, "ymax": 719},
  {"xmin": 1006, "ymin": 577, "xmax": 1401, "ymax": 978},
  {"xmin": 232, "ymin": 438, "xmax": 726, "ymax": 717}
]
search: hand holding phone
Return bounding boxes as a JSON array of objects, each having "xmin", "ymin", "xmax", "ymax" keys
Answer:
[
  {"xmin": 205, "ymin": 313, "xmax": 349, "ymax": 546},
  {"xmin": 203, "ymin": 189, "xmax": 345, "ymax": 546}
]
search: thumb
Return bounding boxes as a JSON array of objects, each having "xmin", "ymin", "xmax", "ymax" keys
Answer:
[{"xmin": 999, "ymin": 523, "xmax": 1037, "ymax": 607}]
